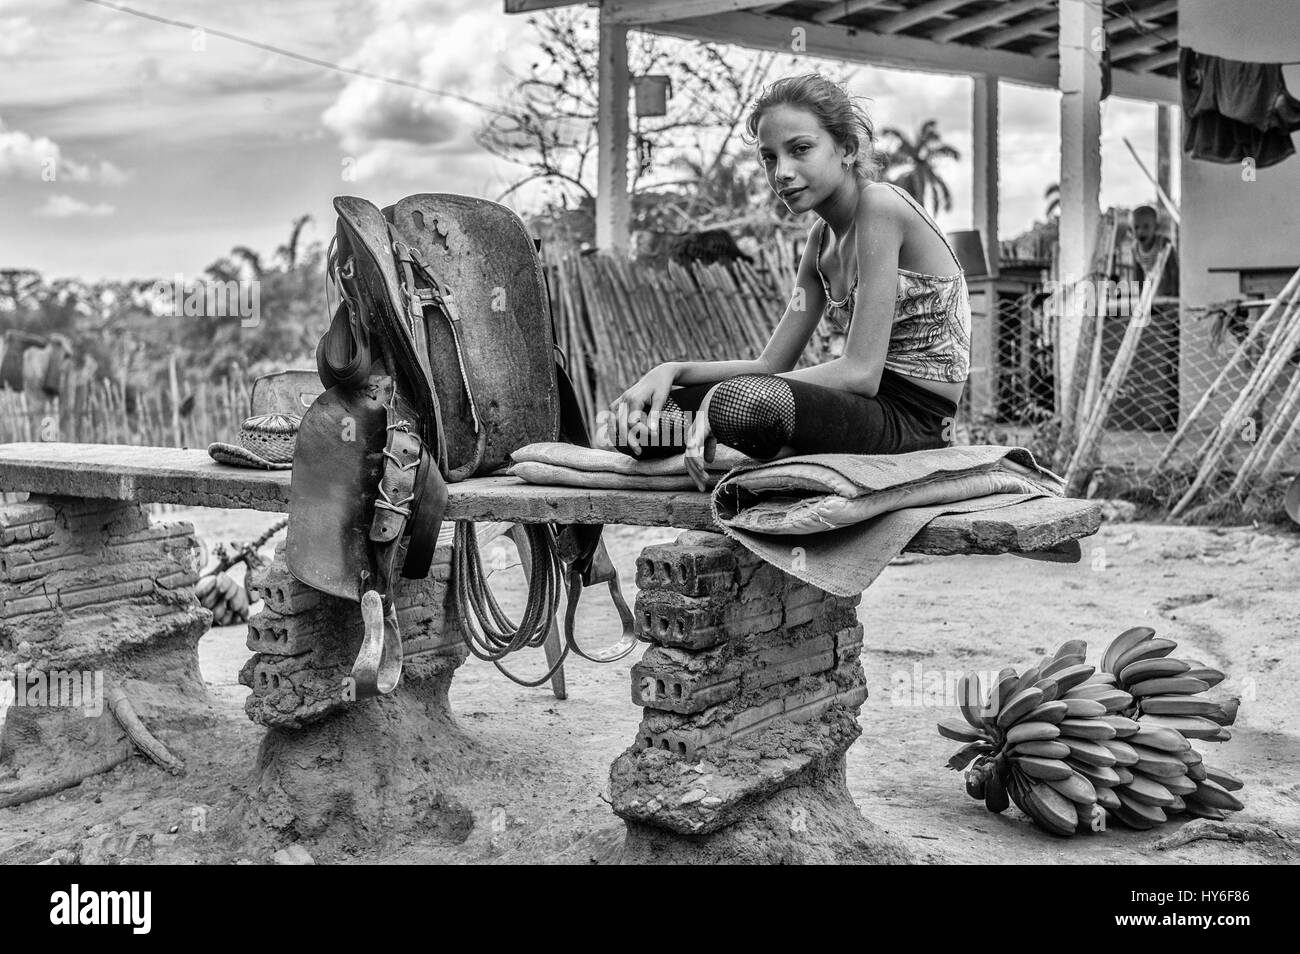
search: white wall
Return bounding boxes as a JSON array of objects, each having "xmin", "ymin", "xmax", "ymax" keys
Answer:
[{"xmin": 1178, "ymin": 0, "xmax": 1300, "ymax": 425}]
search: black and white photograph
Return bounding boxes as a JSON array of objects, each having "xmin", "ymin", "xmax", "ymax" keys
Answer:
[{"xmin": 0, "ymin": 0, "xmax": 1293, "ymax": 900}]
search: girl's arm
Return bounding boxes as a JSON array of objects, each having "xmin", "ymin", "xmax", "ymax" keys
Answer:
[
  {"xmin": 661, "ymin": 225, "xmax": 829, "ymax": 387},
  {"xmin": 776, "ymin": 186, "xmax": 903, "ymax": 398}
]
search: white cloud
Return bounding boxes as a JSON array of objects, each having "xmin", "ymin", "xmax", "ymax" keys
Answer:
[
  {"xmin": 322, "ymin": 0, "xmax": 534, "ymax": 180},
  {"xmin": 0, "ymin": 115, "xmax": 130, "ymax": 184},
  {"xmin": 34, "ymin": 194, "xmax": 116, "ymax": 218}
]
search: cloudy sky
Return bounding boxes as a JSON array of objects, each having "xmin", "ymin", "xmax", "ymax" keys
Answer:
[{"xmin": 0, "ymin": 0, "xmax": 1171, "ymax": 281}]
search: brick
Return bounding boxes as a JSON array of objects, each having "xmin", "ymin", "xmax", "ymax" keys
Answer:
[
  {"xmin": 635, "ymin": 543, "xmax": 736, "ymax": 597},
  {"xmin": 634, "ymin": 588, "xmax": 788, "ymax": 650}
]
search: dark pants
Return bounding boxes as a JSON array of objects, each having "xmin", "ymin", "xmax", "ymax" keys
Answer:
[{"xmin": 622, "ymin": 369, "xmax": 959, "ymax": 460}]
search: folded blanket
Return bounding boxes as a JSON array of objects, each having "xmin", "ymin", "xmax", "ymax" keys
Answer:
[
  {"xmin": 711, "ymin": 445, "xmax": 1066, "ymax": 596},
  {"xmin": 509, "ymin": 441, "xmax": 754, "ymax": 491}
]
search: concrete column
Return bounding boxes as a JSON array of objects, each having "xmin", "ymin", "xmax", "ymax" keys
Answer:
[
  {"xmin": 1056, "ymin": 0, "xmax": 1104, "ymax": 414},
  {"xmin": 596, "ymin": 14, "xmax": 630, "ymax": 253},
  {"xmin": 1156, "ymin": 104, "xmax": 1173, "ymax": 204},
  {"xmin": 970, "ymin": 73, "xmax": 1001, "ymax": 420}
]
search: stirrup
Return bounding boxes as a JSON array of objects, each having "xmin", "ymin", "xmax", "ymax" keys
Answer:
[{"xmin": 353, "ymin": 590, "xmax": 403, "ymax": 698}]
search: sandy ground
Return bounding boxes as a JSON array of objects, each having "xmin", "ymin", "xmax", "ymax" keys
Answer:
[{"xmin": 2, "ymin": 506, "xmax": 1298, "ymax": 865}]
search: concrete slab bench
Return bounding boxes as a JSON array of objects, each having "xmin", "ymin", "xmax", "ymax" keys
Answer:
[{"xmin": 0, "ymin": 442, "xmax": 1101, "ymax": 862}]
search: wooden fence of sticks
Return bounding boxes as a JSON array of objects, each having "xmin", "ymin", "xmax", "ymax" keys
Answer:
[
  {"xmin": 544, "ymin": 247, "xmax": 826, "ymax": 435},
  {"xmin": 0, "ymin": 370, "xmax": 253, "ymax": 449}
]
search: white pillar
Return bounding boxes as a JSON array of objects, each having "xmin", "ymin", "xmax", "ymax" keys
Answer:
[
  {"xmin": 596, "ymin": 14, "xmax": 630, "ymax": 253},
  {"xmin": 969, "ymin": 73, "xmax": 1000, "ymax": 420},
  {"xmin": 1056, "ymin": 0, "xmax": 1103, "ymax": 415}
]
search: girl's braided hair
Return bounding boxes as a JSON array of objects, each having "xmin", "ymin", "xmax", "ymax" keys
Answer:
[{"xmin": 744, "ymin": 73, "xmax": 882, "ymax": 182}]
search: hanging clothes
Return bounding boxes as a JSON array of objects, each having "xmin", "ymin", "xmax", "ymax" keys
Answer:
[{"xmin": 1180, "ymin": 47, "xmax": 1300, "ymax": 168}]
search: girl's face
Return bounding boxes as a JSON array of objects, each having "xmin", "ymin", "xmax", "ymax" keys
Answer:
[{"xmin": 756, "ymin": 103, "xmax": 854, "ymax": 214}]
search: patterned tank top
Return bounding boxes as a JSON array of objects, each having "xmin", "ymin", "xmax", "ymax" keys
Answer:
[{"xmin": 814, "ymin": 182, "xmax": 972, "ymax": 384}]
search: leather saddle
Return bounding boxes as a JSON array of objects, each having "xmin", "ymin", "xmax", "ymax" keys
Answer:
[{"xmin": 286, "ymin": 193, "xmax": 633, "ymax": 698}]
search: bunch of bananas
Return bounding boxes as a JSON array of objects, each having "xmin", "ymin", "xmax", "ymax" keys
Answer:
[
  {"xmin": 196, "ymin": 571, "xmax": 252, "ymax": 627},
  {"xmin": 1101, "ymin": 626, "xmax": 1243, "ymax": 826},
  {"xmin": 938, "ymin": 628, "xmax": 1243, "ymax": 837}
]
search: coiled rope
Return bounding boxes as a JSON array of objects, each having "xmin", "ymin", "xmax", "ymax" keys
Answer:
[{"xmin": 453, "ymin": 520, "xmax": 570, "ymax": 687}]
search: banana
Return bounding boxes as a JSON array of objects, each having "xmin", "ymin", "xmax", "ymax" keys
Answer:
[
  {"xmin": 1024, "ymin": 777, "xmax": 1079, "ymax": 836},
  {"xmin": 996, "ymin": 687, "xmax": 1045, "ymax": 729},
  {"xmin": 1053, "ymin": 638, "xmax": 1089, "ymax": 662},
  {"xmin": 1063, "ymin": 686, "xmax": 1134, "ymax": 712},
  {"xmin": 1166, "ymin": 794, "xmax": 1186, "ymax": 813},
  {"xmin": 1136, "ymin": 714, "xmax": 1223, "ymax": 739},
  {"xmin": 1010, "ymin": 664, "xmax": 1044, "ymax": 700},
  {"xmin": 1013, "ymin": 755, "xmax": 1074, "ymax": 781},
  {"xmin": 1118, "ymin": 656, "xmax": 1190, "ymax": 685},
  {"xmin": 1115, "ymin": 788, "xmax": 1168, "ymax": 826},
  {"xmin": 958, "ymin": 672, "xmax": 984, "ymax": 729},
  {"xmin": 1193, "ymin": 779, "xmax": 1244, "ymax": 812},
  {"xmin": 1094, "ymin": 785, "xmax": 1121, "ymax": 810},
  {"xmin": 985, "ymin": 667, "xmax": 1020, "ymax": 719},
  {"xmin": 1180, "ymin": 796, "xmax": 1226, "ymax": 821},
  {"xmin": 1177, "ymin": 746, "xmax": 1204, "ymax": 765},
  {"xmin": 984, "ymin": 769, "xmax": 1010, "ymax": 813},
  {"xmin": 1062, "ymin": 737, "xmax": 1117, "ymax": 767},
  {"xmin": 1102, "ymin": 626, "xmax": 1156, "ymax": 675},
  {"xmin": 1010, "ymin": 740, "xmax": 1071, "ymax": 759},
  {"xmin": 1025, "ymin": 701, "xmax": 1069, "ymax": 725},
  {"xmin": 1041, "ymin": 654, "xmax": 1085, "ymax": 679},
  {"xmin": 197, "ymin": 575, "xmax": 219, "ymax": 608},
  {"xmin": 1161, "ymin": 773, "xmax": 1199, "ymax": 797},
  {"xmin": 1137, "ymin": 695, "xmax": 1220, "ymax": 716},
  {"xmin": 1112, "ymin": 765, "xmax": 1135, "ymax": 785},
  {"xmin": 1032, "ymin": 676, "xmax": 1062, "ymax": 703},
  {"xmin": 217, "ymin": 573, "xmax": 237, "ymax": 598},
  {"xmin": 1100, "ymin": 714, "xmax": 1140, "ymax": 736},
  {"xmin": 1057, "ymin": 718, "xmax": 1117, "ymax": 741},
  {"xmin": 938, "ymin": 717, "xmax": 990, "ymax": 744},
  {"xmin": 1101, "ymin": 739, "xmax": 1139, "ymax": 766},
  {"xmin": 1186, "ymin": 761, "xmax": 1208, "ymax": 782},
  {"xmin": 1205, "ymin": 766, "xmax": 1243, "ymax": 792},
  {"xmin": 1183, "ymin": 666, "xmax": 1226, "ymax": 688},
  {"xmin": 1109, "ymin": 797, "xmax": 1159, "ymax": 830},
  {"xmin": 1119, "ymin": 773, "xmax": 1176, "ymax": 807},
  {"xmin": 1049, "ymin": 664, "xmax": 1097, "ymax": 694},
  {"xmin": 1045, "ymin": 769, "xmax": 1098, "ymax": 806},
  {"xmin": 1129, "ymin": 724, "xmax": 1192, "ymax": 753},
  {"xmin": 1005, "ymin": 721, "xmax": 1060, "ymax": 745},
  {"xmin": 1061, "ymin": 698, "xmax": 1107, "ymax": 719},
  {"xmin": 1082, "ymin": 671, "xmax": 1118, "ymax": 687},
  {"xmin": 1209, "ymin": 726, "xmax": 1232, "ymax": 742},
  {"xmin": 1111, "ymin": 637, "xmax": 1178, "ymax": 676},
  {"xmin": 1066, "ymin": 758, "xmax": 1122, "ymax": 786},
  {"xmin": 1128, "ymin": 676, "xmax": 1211, "ymax": 698},
  {"xmin": 1208, "ymin": 698, "xmax": 1239, "ymax": 726},
  {"xmin": 1127, "ymin": 743, "xmax": 1190, "ymax": 778}
]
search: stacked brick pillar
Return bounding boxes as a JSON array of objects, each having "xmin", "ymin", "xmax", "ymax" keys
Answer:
[
  {"xmin": 610, "ymin": 531, "xmax": 909, "ymax": 861},
  {"xmin": 240, "ymin": 543, "xmax": 466, "ymax": 729},
  {"xmin": 0, "ymin": 497, "xmax": 210, "ymax": 796},
  {"xmin": 238, "ymin": 542, "xmax": 478, "ymax": 845}
]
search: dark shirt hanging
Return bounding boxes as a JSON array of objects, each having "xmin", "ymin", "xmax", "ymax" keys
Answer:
[{"xmin": 1180, "ymin": 47, "xmax": 1300, "ymax": 168}]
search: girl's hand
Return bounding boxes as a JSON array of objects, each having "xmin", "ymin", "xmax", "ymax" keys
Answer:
[
  {"xmin": 609, "ymin": 363, "xmax": 676, "ymax": 455},
  {"xmin": 683, "ymin": 386, "xmax": 717, "ymax": 492}
]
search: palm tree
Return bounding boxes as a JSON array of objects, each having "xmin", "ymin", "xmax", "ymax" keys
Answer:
[
  {"xmin": 879, "ymin": 119, "xmax": 960, "ymax": 214},
  {"xmin": 1044, "ymin": 182, "xmax": 1060, "ymax": 219}
]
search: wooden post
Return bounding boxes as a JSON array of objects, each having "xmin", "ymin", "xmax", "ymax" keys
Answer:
[
  {"xmin": 1056, "ymin": 0, "xmax": 1104, "ymax": 416},
  {"xmin": 596, "ymin": 13, "xmax": 630, "ymax": 254},
  {"xmin": 969, "ymin": 73, "xmax": 1001, "ymax": 421}
]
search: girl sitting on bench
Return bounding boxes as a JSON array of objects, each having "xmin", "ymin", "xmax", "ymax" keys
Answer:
[{"xmin": 609, "ymin": 72, "xmax": 972, "ymax": 490}]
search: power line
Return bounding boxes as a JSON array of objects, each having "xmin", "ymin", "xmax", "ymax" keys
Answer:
[{"xmin": 77, "ymin": 0, "xmax": 503, "ymax": 117}]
